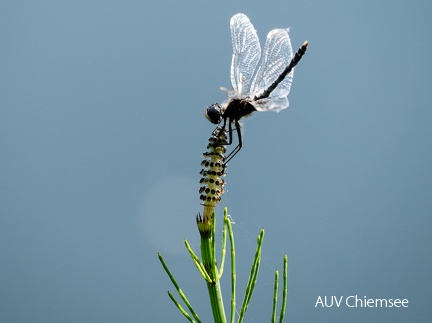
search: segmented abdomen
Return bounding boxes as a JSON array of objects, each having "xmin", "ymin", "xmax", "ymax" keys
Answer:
[{"xmin": 199, "ymin": 128, "xmax": 227, "ymax": 207}]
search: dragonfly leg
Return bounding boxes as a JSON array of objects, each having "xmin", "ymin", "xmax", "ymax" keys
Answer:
[
  {"xmin": 212, "ymin": 117, "xmax": 227, "ymax": 137},
  {"xmin": 224, "ymin": 119, "xmax": 242, "ymax": 165},
  {"xmin": 226, "ymin": 119, "xmax": 233, "ymax": 145}
]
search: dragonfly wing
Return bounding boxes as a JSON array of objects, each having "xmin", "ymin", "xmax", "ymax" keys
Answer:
[
  {"xmin": 251, "ymin": 28, "xmax": 293, "ymax": 112},
  {"xmin": 229, "ymin": 13, "xmax": 261, "ymax": 96}
]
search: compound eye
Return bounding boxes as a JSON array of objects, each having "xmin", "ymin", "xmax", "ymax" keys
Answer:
[{"xmin": 205, "ymin": 103, "xmax": 222, "ymax": 124}]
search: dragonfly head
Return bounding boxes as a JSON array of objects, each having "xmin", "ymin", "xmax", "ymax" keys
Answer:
[{"xmin": 205, "ymin": 103, "xmax": 222, "ymax": 124}]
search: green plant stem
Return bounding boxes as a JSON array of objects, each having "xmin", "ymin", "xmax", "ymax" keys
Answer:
[{"xmin": 198, "ymin": 210, "xmax": 227, "ymax": 323}]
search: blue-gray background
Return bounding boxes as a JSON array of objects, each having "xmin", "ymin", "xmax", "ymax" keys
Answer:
[{"xmin": 1, "ymin": 0, "xmax": 431, "ymax": 322}]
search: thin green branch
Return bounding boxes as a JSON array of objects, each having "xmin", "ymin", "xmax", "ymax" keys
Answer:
[
  {"xmin": 184, "ymin": 240, "xmax": 213, "ymax": 283},
  {"xmin": 167, "ymin": 291, "xmax": 197, "ymax": 323},
  {"xmin": 272, "ymin": 270, "xmax": 279, "ymax": 323},
  {"xmin": 224, "ymin": 209, "xmax": 236, "ymax": 323},
  {"xmin": 238, "ymin": 229, "xmax": 264, "ymax": 323},
  {"xmin": 218, "ymin": 212, "xmax": 228, "ymax": 280},
  {"xmin": 279, "ymin": 255, "xmax": 288, "ymax": 323},
  {"xmin": 158, "ymin": 253, "xmax": 202, "ymax": 322}
]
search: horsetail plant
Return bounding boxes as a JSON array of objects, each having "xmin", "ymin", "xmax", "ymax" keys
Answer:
[{"xmin": 158, "ymin": 129, "xmax": 289, "ymax": 322}]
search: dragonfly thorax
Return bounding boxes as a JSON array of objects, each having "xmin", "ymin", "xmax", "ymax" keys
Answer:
[
  {"xmin": 205, "ymin": 98, "xmax": 256, "ymax": 126},
  {"xmin": 223, "ymin": 98, "xmax": 256, "ymax": 123}
]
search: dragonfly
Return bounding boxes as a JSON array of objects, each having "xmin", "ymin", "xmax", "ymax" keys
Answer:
[{"xmin": 205, "ymin": 13, "xmax": 308, "ymax": 164}]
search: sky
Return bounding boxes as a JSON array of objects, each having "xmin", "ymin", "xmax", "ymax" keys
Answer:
[{"xmin": 1, "ymin": 0, "xmax": 431, "ymax": 322}]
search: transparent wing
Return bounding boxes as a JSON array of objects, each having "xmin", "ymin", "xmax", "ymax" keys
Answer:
[
  {"xmin": 250, "ymin": 28, "xmax": 293, "ymax": 112},
  {"xmin": 229, "ymin": 13, "xmax": 261, "ymax": 96}
]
